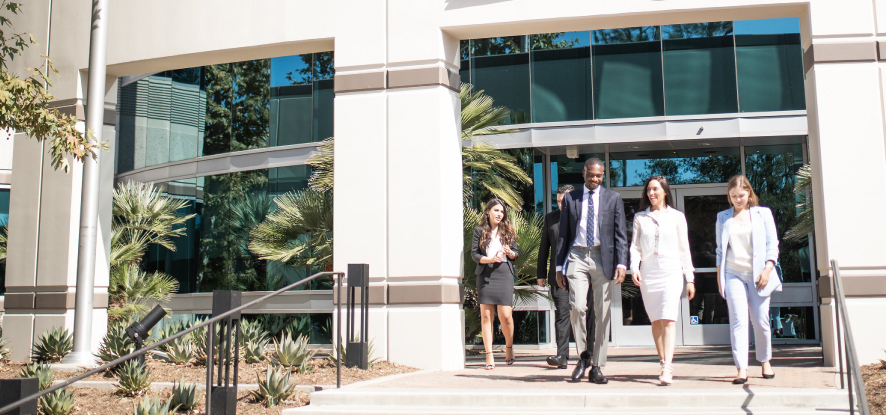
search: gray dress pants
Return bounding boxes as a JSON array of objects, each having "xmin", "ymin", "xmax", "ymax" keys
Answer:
[{"xmin": 565, "ymin": 246, "xmax": 611, "ymax": 367}]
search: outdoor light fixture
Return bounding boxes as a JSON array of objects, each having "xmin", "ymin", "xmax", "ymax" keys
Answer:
[
  {"xmin": 566, "ymin": 145, "xmax": 579, "ymax": 159},
  {"xmin": 628, "ymin": 145, "xmax": 643, "ymax": 149},
  {"xmin": 126, "ymin": 305, "xmax": 167, "ymax": 364}
]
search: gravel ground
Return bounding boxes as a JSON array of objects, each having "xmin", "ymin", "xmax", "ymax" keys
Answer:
[{"xmin": 863, "ymin": 362, "xmax": 886, "ymax": 415}]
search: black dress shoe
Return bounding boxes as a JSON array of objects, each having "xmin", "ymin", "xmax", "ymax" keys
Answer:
[
  {"xmin": 546, "ymin": 355, "xmax": 568, "ymax": 369},
  {"xmin": 571, "ymin": 352, "xmax": 590, "ymax": 381},
  {"xmin": 589, "ymin": 366, "xmax": 608, "ymax": 384},
  {"xmin": 733, "ymin": 377, "xmax": 748, "ymax": 384}
]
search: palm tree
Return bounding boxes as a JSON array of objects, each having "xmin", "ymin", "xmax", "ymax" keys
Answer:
[
  {"xmin": 108, "ymin": 181, "xmax": 194, "ymax": 321},
  {"xmin": 785, "ymin": 163, "xmax": 814, "ymax": 242},
  {"xmin": 248, "ymin": 189, "xmax": 333, "ymax": 271},
  {"xmin": 0, "ymin": 224, "xmax": 7, "ymax": 266}
]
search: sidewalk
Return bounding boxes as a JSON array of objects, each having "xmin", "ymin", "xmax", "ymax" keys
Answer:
[{"xmin": 356, "ymin": 345, "xmax": 835, "ymax": 390}]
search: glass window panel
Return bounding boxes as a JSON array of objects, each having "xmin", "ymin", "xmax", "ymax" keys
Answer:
[
  {"xmin": 459, "ymin": 40, "xmax": 470, "ymax": 85},
  {"xmin": 662, "ymin": 23, "xmax": 738, "ymax": 116},
  {"xmin": 169, "ymin": 68, "xmax": 205, "ymax": 162},
  {"xmin": 688, "ymin": 272, "xmax": 730, "ymax": 324},
  {"xmin": 202, "ymin": 64, "xmax": 234, "ymax": 156},
  {"xmin": 530, "ymin": 32, "xmax": 593, "ymax": 123},
  {"xmin": 271, "ymin": 54, "xmax": 314, "ymax": 147},
  {"xmin": 231, "ymin": 60, "xmax": 270, "ymax": 152},
  {"xmin": 269, "ymin": 165, "xmax": 310, "ymax": 197},
  {"xmin": 735, "ymin": 18, "xmax": 805, "ymax": 112},
  {"xmin": 471, "ymin": 37, "xmax": 530, "ymax": 124},
  {"xmin": 549, "ymin": 153, "xmax": 606, "ymax": 206},
  {"xmin": 592, "ymin": 27, "xmax": 663, "ymax": 119},
  {"xmin": 771, "ymin": 306, "xmax": 815, "ymax": 340},
  {"xmin": 145, "ymin": 75, "xmax": 172, "ymax": 167},
  {"xmin": 0, "ymin": 188, "xmax": 9, "ymax": 226},
  {"xmin": 313, "ymin": 78, "xmax": 334, "ymax": 141},
  {"xmin": 271, "ymin": 55, "xmax": 312, "ymax": 87},
  {"xmin": 609, "ymin": 147, "xmax": 740, "ymax": 187},
  {"xmin": 745, "ymin": 142, "xmax": 808, "ymax": 282},
  {"xmin": 313, "ymin": 52, "xmax": 335, "ymax": 81}
]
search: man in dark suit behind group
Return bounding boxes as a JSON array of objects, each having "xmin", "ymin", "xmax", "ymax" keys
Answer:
[
  {"xmin": 537, "ymin": 184, "xmax": 575, "ymax": 369},
  {"xmin": 555, "ymin": 157, "xmax": 628, "ymax": 384}
]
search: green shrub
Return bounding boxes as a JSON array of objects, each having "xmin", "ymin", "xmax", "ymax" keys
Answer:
[
  {"xmin": 132, "ymin": 395, "xmax": 177, "ymax": 415},
  {"xmin": 95, "ymin": 322, "xmax": 135, "ymax": 370},
  {"xmin": 39, "ymin": 388, "xmax": 74, "ymax": 415},
  {"xmin": 32, "ymin": 327, "xmax": 73, "ymax": 363},
  {"xmin": 19, "ymin": 362, "xmax": 54, "ymax": 391},
  {"xmin": 271, "ymin": 333, "xmax": 316, "ymax": 374},
  {"xmin": 169, "ymin": 378, "xmax": 200, "ymax": 412},
  {"xmin": 114, "ymin": 360, "xmax": 152, "ymax": 397},
  {"xmin": 248, "ymin": 365, "xmax": 297, "ymax": 408}
]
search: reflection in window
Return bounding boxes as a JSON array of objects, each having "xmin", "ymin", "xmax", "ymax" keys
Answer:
[
  {"xmin": 269, "ymin": 52, "xmax": 335, "ymax": 146},
  {"xmin": 745, "ymin": 143, "xmax": 808, "ymax": 283},
  {"xmin": 609, "ymin": 148, "xmax": 740, "ymax": 187},
  {"xmin": 203, "ymin": 64, "xmax": 235, "ymax": 156},
  {"xmin": 549, "ymin": 154, "xmax": 606, "ymax": 206},
  {"xmin": 592, "ymin": 27, "xmax": 663, "ymax": 119},
  {"xmin": 459, "ymin": 40, "xmax": 471, "ymax": 85},
  {"xmin": 735, "ymin": 18, "xmax": 805, "ymax": 112},
  {"xmin": 471, "ymin": 37, "xmax": 530, "ymax": 124},
  {"xmin": 143, "ymin": 166, "xmax": 329, "ymax": 294},
  {"xmin": 530, "ymin": 32, "xmax": 592, "ymax": 123},
  {"xmin": 0, "ymin": 188, "xmax": 8, "ymax": 293},
  {"xmin": 232, "ymin": 60, "xmax": 271, "ymax": 152},
  {"xmin": 662, "ymin": 22, "xmax": 738, "ymax": 115},
  {"xmin": 770, "ymin": 306, "xmax": 814, "ymax": 340}
]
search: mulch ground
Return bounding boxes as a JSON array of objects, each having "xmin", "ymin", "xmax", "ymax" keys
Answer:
[
  {"xmin": 863, "ymin": 362, "xmax": 886, "ymax": 415},
  {"xmin": 0, "ymin": 358, "xmax": 419, "ymax": 414}
]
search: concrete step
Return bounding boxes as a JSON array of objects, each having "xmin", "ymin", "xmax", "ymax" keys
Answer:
[{"xmin": 284, "ymin": 388, "xmax": 853, "ymax": 415}]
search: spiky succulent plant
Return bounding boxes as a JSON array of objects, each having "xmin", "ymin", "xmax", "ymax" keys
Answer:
[
  {"xmin": 132, "ymin": 395, "xmax": 178, "ymax": 415},
  {"xmin": 95, "ymin": 321, "xmax": 135, "ymax": 370},
  {"xmin": 249, "ymin": 365, "xmax": 297, "ymax": 408},
  {"xmin": 272, "ymin": 332, "xmax": 316, "ymax": 374},
  {"xmin": 39, "ymin": 388, "xmax": 75, "ymax": 415},
  {"xmin": 169, "ymin": 378, "xmax": 200, "ymax": 412},
  {"xmin": 19, "ymin": 362, "xmax": 54, "ymax": 391},
  {"xmin": 114, "ymin": 360, "xmax": 153, "ymax": 397},
  {"xmin": 31, "ymin": 327, "xmax": 73, "ymax": 363}
]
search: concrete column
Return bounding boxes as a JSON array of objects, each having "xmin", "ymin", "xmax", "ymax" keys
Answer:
[
  {"xmin": 332, "ymin": 0, "xmax": 465, "ymax": 370},
  {"xmin": 803, "ymin": 0, "xmax": 886, "ymax": 365},
  {"xmin": 4, "ymin": 109, "xmax": 116, "ymax": 362}
]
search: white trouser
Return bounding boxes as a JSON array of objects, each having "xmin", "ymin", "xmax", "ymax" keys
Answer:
[
  {"xmin": 725, "ymin": 272, "xmax": 772, "ymax": 369},
  {"xmin": 565, "ymin": 246, "xmax": 611, "ymax": 367}
]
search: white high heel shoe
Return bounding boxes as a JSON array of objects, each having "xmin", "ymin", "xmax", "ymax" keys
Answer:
[{"xmin": 660, "ymin": 362, "xmax": 673, "ymax": 385}]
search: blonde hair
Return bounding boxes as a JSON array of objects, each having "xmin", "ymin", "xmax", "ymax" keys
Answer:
[{"xmin": 726, "ymin": 175, "xmax": 759, "ymax": 207}]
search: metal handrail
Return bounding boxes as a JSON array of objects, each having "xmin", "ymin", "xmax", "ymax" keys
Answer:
[
  {"xmin": 0, "ymin": 270, "xmax": 345, "ymax": 414},
  {"xmin": 830, "ymin": 260, "xmax": 870, "ymax": 415}
]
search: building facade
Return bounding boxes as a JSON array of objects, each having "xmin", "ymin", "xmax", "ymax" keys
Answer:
[{"xmin": 4, "ymin": 0, "xmax": 886, "ymax": 370}]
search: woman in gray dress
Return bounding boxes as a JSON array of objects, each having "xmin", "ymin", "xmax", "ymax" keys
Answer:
[{"xmin": 471, "ymin": 199, "xmax": 519, "ymax": 370}]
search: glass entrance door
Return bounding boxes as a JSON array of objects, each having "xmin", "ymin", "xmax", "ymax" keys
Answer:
[{"xmin": 674, "ymin": 186, "xmax": 732, "ymax": 345}]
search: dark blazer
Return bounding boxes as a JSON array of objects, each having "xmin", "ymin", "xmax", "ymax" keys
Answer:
[
  {"xmin": 537, "ymin": 210, "xmax": 560, "ymax": 283},
  {"xmin": 555, "ymin": 186, "xmax": 628, "ymax": 280},
  {"xmin": 471, "ymin": 226, "xmax": 519, "ymax": 276}
]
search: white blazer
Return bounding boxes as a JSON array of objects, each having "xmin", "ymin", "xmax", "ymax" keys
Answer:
[{"xmin": 715, "ymin": 206, "xmax": 781, "ymax": 298}]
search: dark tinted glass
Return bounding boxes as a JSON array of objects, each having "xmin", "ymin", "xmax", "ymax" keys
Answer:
[
  {"xmin": 745, "ymin": 142, "xmax": 808, "ymax": 282},
  {"xmin": 169, "ymin": 68, "xmax": 205, "ymax": 162},
  {"xmin": 549, "ymin": 153, "xmax": 606, "ymax": 201},
  {"xmin": 471, "ymin": 37, "xmax": 530, "ymax": 124},
  {"xmin": 771, "ymin": 306, "xmax": 815, "ymax": 339},
  {"xmin": 662, "ymin": 23, "xmax": 738, "ymax": 115},
  {"xmin": 530, "ymin": 32, "xmax": 592, "ymax": 123},
  {"xmin": 0, "ymin": 188, "xmax": 7, "ymax": 293},
  {"xmin": 459, "ymin": 40, "xmax": 470, "ymax": 85},
  {"xmin": 609, "ymin": 147, "xmax": 740, "ymax": 187},
  {"xmin": 202, "ymin": 64, "xmax": 234, "ymax": 156},
  {"xmin": 735, "ymin": 18, "xmax": 805, "ymax": 112},
  {"xmin": 592, "ymin": 27, "xmax": 664, "ymax": 119},
  {"xmin": 231, "ymin": 60, "xmax": 271, "ymax": 151}
]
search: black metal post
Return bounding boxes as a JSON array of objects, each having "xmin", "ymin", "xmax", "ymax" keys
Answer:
[
  {"xmin": 0, "ymin": 378, "xmax": 39, "ymax": 414},
  {"xmin": 833, "ymin": 270, "xmax": 845, "ymax": 390},
  {"xmin": 336, "ymin": 272, "xmax": 342, "ymax": 389},
  {"xmin": 346, "ymin": 264, "xmax": 369, "ymax": 369},
  {"xmin": 831, "ymin": 260, "xmax": 871, "ymax": 415},
  {"xmin": 206, "ymin": 290, "xmax": 241, "ymax": 415}
]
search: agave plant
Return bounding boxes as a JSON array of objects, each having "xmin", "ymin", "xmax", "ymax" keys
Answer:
[
  {"xmin": 39, "ymin": 388, "xmax": 74, "ymax": 415},
  {"xmin": 193, "ymin": 321, "xmax": 244, "ymax": 366},
  {"xmin": 272, "ymin": 332, "xmax": 317, "ymax": 374},
  {"xmin": 169, "ymin": 378, "xmax": 200, "ymax": 412},
  {"xmin": 241, "ymin": 319, "xmax": 269, "ymax": 364},
  {"xmin": 19, "ymin": 362, "xmax": 54, "ymax": 391},
  {"xmin": 155, "ymin": 321, "xmax": 184, "ymax": 353},
  {"xmin": 114, "ymin": 360, "xmax": 153, "ymax": 397},
  {"xmin": 165, "ymin": 337, "xmax": 194, "ymax": 365},
  {"xmin": 95, "ymin": 321, "xmax": 135, "ymax": 369},
  {"xmin": 32, "ymin": 327, "xmax": 73, "ymax": 363},
  {"xmin": 0, "ymin": 337, "xmax": 11, "ymax": 363},
  {"xmin": 132, "ymin": 395, "xmax": 178, "ymax": 415},
  {"xmin": 328, "ymin": 335, "xmax": 380, "ymax": 369},
  {"xmin": 249, "ymin": 365, "xmax": 297, "ymax": 408}
]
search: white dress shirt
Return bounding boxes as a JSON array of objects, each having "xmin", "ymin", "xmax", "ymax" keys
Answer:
[
  {"xmin": 575, "ymin": 185, "xmax": 601, "ymax": 248},
  {"xmin": 629, "ymin": 206, "xmax": 695, "ymax": 282}
]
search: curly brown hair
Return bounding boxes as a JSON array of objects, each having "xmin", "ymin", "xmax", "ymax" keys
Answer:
[{"xmin": 479, "ymin": 199, "xmax": 516, "ymax": 250}]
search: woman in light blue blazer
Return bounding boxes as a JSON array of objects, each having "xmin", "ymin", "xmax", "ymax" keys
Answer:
[{"xmin": 715, "ymin": 175, "xmax": 782, "ymax": 384}]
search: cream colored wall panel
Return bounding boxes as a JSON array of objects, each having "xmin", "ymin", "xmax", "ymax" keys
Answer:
[
  {"xmin": 387, "ymin": 0, "xmax": 459, "ymax": 65},
  {"xmin": 877, "ymin": 0, "xmax": 886, "ymax": 34},
  {"xmin": 811, "ymin": 64, "xmax": 886, "ymax": 269},
  {"xmin": 6, "ymin": 0, "xmax": 50, "ymax": 83},
  {"xmin": 845, "ymin": 297, "xmax": 886, "ymax": 364},
  {"xmin": 334, "ymin": 0, "xmax": 387, "ymax": 68},
  {"xmin": 7, "ymin": 136, "xmax": 46, "ymax": 288},
  {"xmin": 808, "ymin": 0, "xmax": 876, "ymax": 37},
  {"xmin": 3, "ymin": 315, "xmax": 34, "ymax": 362},
  {"xmin": 333, "ymin": 93, "xmax": 388, "ymax": 278},
  {"xmin": 387, "ymin": 88, "xmax": 462, "ymax": 279},
  {"xmin": 35, "ymin": 150, "xmax": 82, "ymax": 288},
  {"xmin": 387, "ymin": 305, "xmax": 464, "ymax": 370}
]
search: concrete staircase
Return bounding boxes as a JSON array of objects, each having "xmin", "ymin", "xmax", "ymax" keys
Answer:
[{"xmin": 283, "ymin": 387, "xmax": 853, "ymax": 414}]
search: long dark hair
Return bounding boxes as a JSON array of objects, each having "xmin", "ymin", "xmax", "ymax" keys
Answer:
[
  {"xmin": 639, "ymin": 175, "xmax": 674, "ymax": 211},
  {"xmin": 479, "ymin": 199, "xmax": 516, "ymax": 249}
]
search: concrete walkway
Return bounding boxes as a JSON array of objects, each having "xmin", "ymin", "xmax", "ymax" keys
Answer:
[{"xmin": 357, "ymin": 345, "xmax": 835, "ymax": 390}]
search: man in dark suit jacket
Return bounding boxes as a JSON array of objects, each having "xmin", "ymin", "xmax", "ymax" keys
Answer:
[
  {"xmin": 537, "ymin": 184, "xmax": 574, "ymax": 369},
  {"xmin": 555, "ymin": 158, "xmax": 628, "ymax": 384}
]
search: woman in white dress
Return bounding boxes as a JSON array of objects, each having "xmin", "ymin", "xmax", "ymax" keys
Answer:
[{"xmin": 630, "ymin": 176, "xmax": 696, "ymax": 385}]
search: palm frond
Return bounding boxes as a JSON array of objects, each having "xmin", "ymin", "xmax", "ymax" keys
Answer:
[
  {"xmin": 0, "ymin": 225, "xmax": 7, "ymax": 266},
  {"xmin": 785, "ymin": 163, "xmax": 814, "ymax": 242},
  {"xmin": 248, "ymin": 189, "xmax": 333, "ymax": 270},
  {"xmin": 113, "ymin": 181, "xmax": 196, "ymax": 251},
  {"xmin": 460, "ymin": 84, "xmax": 515, "ymax": 140},
  {"xmin": 307, "ymin": 137, "xmax": 335, "ymax": 192}
]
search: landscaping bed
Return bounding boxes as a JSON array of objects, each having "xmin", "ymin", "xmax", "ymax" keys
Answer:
[{"xmin": 863, "ymin": 362, "xmax": 886, "ymax": 415}]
